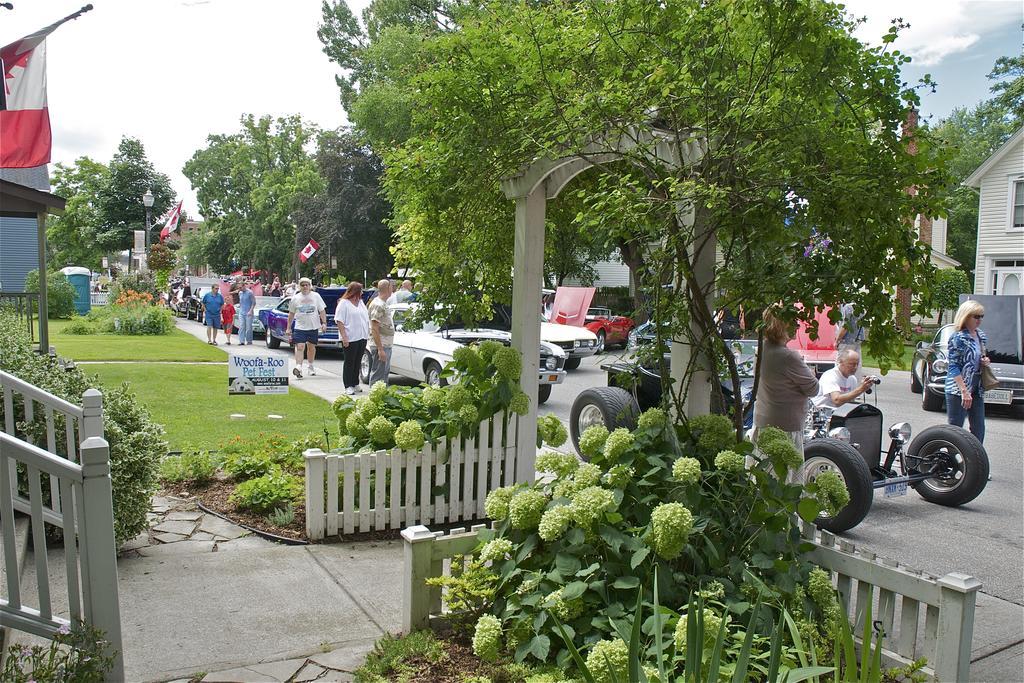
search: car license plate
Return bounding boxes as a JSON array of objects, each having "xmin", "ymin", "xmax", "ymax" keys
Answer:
[
  {"xmin": 985, "ymin": 389, "xmax": 1012, "ymax": 405},
  {"xmin": 884, "ymin": 481, "xmax": 908, "ymax": 498}
]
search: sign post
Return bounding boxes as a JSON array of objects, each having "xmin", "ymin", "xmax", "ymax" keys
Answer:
[{"xmin": 228, "ymin": 355, "xmax": 289, "ymax": 395}]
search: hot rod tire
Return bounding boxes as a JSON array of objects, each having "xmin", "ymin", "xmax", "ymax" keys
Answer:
[
  {"xmin": 361, "ymin": 351, "xmax": 374, "ymax": 385},
  {"xmin": 921, "ymin": 370, "xmax": 944, "ymax": 411},
  {"xmin": 800, "ymin": 438, "xmax": 873, "ymax": 533},
  {"xmin": 266, "ymin": 331, "xmax": 281, "ymax": 349},
  {"xmin": 538, "ymin": 384, "xmax": 552, "ymax": 404},
  {"xmin": 564, "ymin": 357, "xmax": 582, "ymax": 371},
  {"xmin": 569, "ymin": 386, "xmax": 639, "ymax": 458},
  {"xmin": 908, "ymin": 425, "xmax": 989, "ymax": 507}
]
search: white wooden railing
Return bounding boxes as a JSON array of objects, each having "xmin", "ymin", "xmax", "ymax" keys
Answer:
[
  {"xmin": 304, "ymin": 412, "xmax": 519, "ymax": 540},
  {"xmin": 89, "ymin": 291, "xmax": 108, "ymax": 306},
  {"xmin": 0, "ymin": 371, "xmax": 123, "ymax": 681},
  {"xmin": 401, "ymin": 522, "xmax": 980, "ymax": 683}
]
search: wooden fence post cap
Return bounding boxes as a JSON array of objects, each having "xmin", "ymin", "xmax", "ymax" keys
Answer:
[
  {"xmin": 937, "ymin": 573, "xmax": 982, "ymax": 593},
  {"xmin": 82, "ymin": 388, "xmax": 102, "ymax": 405},
  {"xmin": 401, "ymin": 525, "xmax": 435, "ymax": 543},
  {"xmin": 303, "ymin": 448, "xmax": 326, "ymax": 460}
]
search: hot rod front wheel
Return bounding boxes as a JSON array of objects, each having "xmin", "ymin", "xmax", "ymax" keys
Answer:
[
  {"xmin": 800, "ymin": 438, "xmax": 873, "ymax": 533},
  {"xmin": 569, "ymin": 386, "xmax": 639, "ymax": 459},
  {"xmin": 908, "ymin": 425, "xmax": 989, "ymax": 507}
]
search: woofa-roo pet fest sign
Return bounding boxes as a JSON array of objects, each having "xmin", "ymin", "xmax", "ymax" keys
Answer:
[{"xmin": 228, "ymin": 355, "xmax": 288, "ymax": 395}]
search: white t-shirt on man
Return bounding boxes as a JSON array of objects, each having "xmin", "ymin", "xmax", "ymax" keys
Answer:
[
  {"xmin": 289, "ymin": 291, "xmax": 327, "ymax": 330},
  {"xmin": 813, "ymin": 367, "xmax": 858, "ymax": 408}
]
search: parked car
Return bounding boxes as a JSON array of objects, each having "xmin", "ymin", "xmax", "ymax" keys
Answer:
[
  {"xmin": 911, "ymin": 294, "xmax": 1024, "ymax": 412},
  {"xmin": 583, "ymin": 307, "xmax": 634, "ymax": 352},
  {"xmin": 483, "ymin": 304, "xmax": 598, "ymax": 370},
  {"xmin": 231, "ymin": 295, "xmax": 279, "ymax": 338},
  {"xmin": 361, "ymin": 303, "xmax": 567, "ymax": 403},
  {"xmin": 260, "ymin": 287, "xmax": 376, "ymax": 350}
]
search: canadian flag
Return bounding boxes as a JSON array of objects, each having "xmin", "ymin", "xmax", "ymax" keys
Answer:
[
  {"xmin": 1, "ymin": 7, "xmax": 91, "ymax": 168},
  {"xmin": 299, "ymin": 239, "xmax": 320, "ymax": 263},
  {"xmin": 159, "ymin": 201, "xmax": 184, "ymax": 242}
]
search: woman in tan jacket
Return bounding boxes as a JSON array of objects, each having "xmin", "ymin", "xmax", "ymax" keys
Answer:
[{"xmin": 753, "ymin": 308, "xmax": 819, "ymax": 455}]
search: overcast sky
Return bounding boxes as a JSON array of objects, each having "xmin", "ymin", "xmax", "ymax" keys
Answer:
[{"xmin": 2, "ymin": 0, "xmax": 1020, "ymax": 218}]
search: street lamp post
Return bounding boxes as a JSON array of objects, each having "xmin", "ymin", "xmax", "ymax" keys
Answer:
[{"xmin": 142, "ymin": 189, "xmax": 155, "ymax": 250}]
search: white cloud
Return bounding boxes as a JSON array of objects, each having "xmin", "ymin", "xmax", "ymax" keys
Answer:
[{"xmin": 843, "ymin": 0, "xmax": 1021, "ymax": 66}]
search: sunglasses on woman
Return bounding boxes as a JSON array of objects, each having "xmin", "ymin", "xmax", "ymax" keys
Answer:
[{"xmin": 972, "ymin": 314, "xmax": 984, "ymax": 320}]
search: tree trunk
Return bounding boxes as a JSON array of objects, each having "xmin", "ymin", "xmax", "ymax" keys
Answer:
[{"xmin": 617, "ymin": 238, "xmax": 647, "ymax": 321}]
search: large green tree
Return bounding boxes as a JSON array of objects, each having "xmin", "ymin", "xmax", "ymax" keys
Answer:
[
  {"xmin": 46, "ymin": 156, "xmax": 110, "ymax": 269},
  {"xmin": 183, "ymin": 115, "xmax": 325, "ymax": 277},
  {"xmin": 292, "ymin": 129, "xmax": 394, "ymax": 281},
  {"xmin": 378, "ymin": 0, "xmax": 950, "ymax": 417},
  {"xmin": 94, "ymin": 137, "xmax": 175, "ymax": 252}
]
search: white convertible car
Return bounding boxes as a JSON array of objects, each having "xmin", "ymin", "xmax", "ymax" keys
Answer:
[{"xmin": 360, "ymin": 303, "xmax": 568, "ymax": 404}]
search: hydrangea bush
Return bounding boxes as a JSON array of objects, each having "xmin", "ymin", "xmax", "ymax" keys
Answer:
[
  {"xmin": 330, "ymin": 341, "xmax": 564, "ymax": 454},
  {"xmin": 455, "ymin": 411, "xmax": 842, "ymax": 674}
]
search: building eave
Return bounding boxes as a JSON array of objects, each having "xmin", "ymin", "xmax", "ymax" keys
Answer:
[{"xmin": 962, "ymin": 126, "xmax": 1024, "ymax": 189}]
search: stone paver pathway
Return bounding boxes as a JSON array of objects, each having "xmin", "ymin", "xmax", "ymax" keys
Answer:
[
  {"xmin": 119, "ymin": 494, "xmax": 278, "ymax": 557},
  {"xmin": 170, "ymin": 638, "xmax": 371, "ymax": 682}
]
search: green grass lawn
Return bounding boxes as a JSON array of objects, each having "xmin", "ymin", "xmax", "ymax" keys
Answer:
[
  {"xmin": 49, "ymin": 319, "xmax": 226, "ymax": 362},
  {"xmin": 84, "ymin": 363, "xmax": 335, "ymax": 451}
]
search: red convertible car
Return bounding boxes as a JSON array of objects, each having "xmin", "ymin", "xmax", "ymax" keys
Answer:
[{"xmin": 584, "ymin": 307, "xmax": 635, "ymax": 353}]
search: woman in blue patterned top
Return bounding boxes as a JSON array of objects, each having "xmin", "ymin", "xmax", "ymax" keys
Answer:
[{"xmin": 944, "ymin": 300, "xmax": 990, "ymax": 443}]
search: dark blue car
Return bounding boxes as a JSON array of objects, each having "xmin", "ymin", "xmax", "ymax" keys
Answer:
[{"xmin": 260, "ymin": 287, "xmax": 376, "ymax": 350}]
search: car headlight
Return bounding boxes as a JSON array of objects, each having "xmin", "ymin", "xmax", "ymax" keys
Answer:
[
  {"xmin": 573, "ymin": 340, "xmax": 582, "ymax": 348},
  {"xmin": 888, "ymin": 422, "xmax": 912, "ymax": 442},
  {"xmin": 828, "ymin": 427, "xmax": 851, "ymax": 442},
  {"xmin": 545, "ymin": 356, "xmax": 557, "ymax": 370},
  {"xmin": 932, "ymin": 358, "xmax": 948, "ymax": 374}
]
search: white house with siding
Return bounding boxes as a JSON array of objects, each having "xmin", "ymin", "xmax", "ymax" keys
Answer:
[{"xmin": 964, "ymin": 125, "xmax": 1024, "ymax": 295}]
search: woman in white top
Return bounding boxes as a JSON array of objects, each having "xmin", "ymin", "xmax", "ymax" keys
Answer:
[{"xmin": 336, "ymin": 281, "xmax": 370, "ymax": 394}]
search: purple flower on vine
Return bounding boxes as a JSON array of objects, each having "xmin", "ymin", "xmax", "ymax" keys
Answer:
[{"xmin": 804, "ymin": 229, "xmax": 832, "ymax": 257}]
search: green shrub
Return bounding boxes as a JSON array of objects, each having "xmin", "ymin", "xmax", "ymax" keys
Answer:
[
  {"xmin": 265, "ymin": 502, "xmax": 296, "ymax": 526},
  {"xmin": 64, "ymin": 315, "xmax": 97, "ymax": 335},
  {"xmin": 220, "ymin": 432, "xmax": 313, "ymax": 480},
  {"xmin": 24, "ymin": 269, "xmax": 77, "ymax": 319},
  {"xmin": 456, "ymin": 409, "xmax": 842, "ymax": 672},
  {"xmin": 1, "ymin": 620, "xmax": 117, "ymax": 682},
  {"xmin": 109, "ymin": 303, "xmax": 174, "ymax": 335},
  {"xmin": 108, "ymin": 271, "xmax": 158, "ymax": 301},
  {"xmin": 159, "ymin": 450, "xmax": 218, "ymax": 484},
  {"xmin": 0, "ymin": 309, "xmax": 164, "ymax": 546},
  {"xmin": 229, "ymin": 466, "xmax": 303, "ymax": 513}
]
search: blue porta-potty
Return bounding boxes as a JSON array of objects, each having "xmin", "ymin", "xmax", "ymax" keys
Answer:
[{"xmin": 61, "ymin": 266, "xmax": 92, "ymax": 315}]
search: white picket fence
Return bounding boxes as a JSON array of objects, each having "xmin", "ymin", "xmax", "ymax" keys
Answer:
[
  {"xmin": 304, "ymin": 412, "xmax": 520, "ymax": 540},
  {"xmin": 401, "ymin": 521, "xmax": 980, "ymax": 682},
  {"xmin": 0, "ymin": 370, "xmax": 123, "ymax": 681}
]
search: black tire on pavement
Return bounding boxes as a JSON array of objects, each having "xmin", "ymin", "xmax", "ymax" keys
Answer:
[
  {"xmin": 595, "ymin": 330, "xmax": 606, "ymax": 354},
  {"xmin": 538, "ymin": 384, "xmax": 552, "ymax": 404},
  {"xmin": 921, "ymin": 370, "xmax": 945, "ymax": 411},
  {"xmin": 266, "ymin": 331, "xmax": 281, "ymax": 349},
  {"xmin": 800, "ymin": 438, "xmax": 874, "ymax": 533},
  {"xmin": 908, "ymin": 424, "xmax": 989, "ymax": 507},
  {"xmin": 423, "ymin": 360, "xmax": 446, "ymax": 388},
  {"xmin": 564, "ymin": 356, "xmax": 582, "ymax": 371},
  {"xmin": 569, "ymin": 386, "xmax": 640, "ymax": 458},
  {"xmin": 910, "ymin": 360, "xmax": 923, "ymax": 393}
]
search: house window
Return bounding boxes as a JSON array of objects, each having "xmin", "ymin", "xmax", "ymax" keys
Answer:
[{"xmin": 1014, "ymin": 179, "xmax": 1024, "ymax": 229}]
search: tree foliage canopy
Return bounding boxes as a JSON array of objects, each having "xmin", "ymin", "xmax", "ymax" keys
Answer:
[
  {"xmin": 47, "ymin": 156, "xmax": 110, "ymax": 269},
  {"xmin": 374, "ymin": 0, "xmax": 950, "ymax": 399},
  {"xmin": 183, "ymin": 115, "xmax": 325, "ymax": 277},
  {"xmin": 95, "ymin": 137, "xmax": 175, "ymax": 253}
]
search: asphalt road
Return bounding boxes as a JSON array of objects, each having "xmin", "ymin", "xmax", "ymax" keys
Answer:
[{"xmin": 187, "ymin": 318, "xmax": 1023, "ymax": 608}]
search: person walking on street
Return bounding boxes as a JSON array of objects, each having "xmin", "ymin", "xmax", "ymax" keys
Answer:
[
  {"xmin": 201, "ymin": 286, "xmax": 224, "ymax": 345},
  {"xmin": 238, "ymin": 281, "xmax": 255, "ymax": 345},
  {"xmin": 288, "ymin": 278, "xmax": 327, "ymax": 378},
  {"xmin": 337, "ymin": 282, "xmax": 370, "ymax": 395},
  {"xmin": 269, "ymin": 276, "xmax": 282, "ymax": 297},
  {"xmin": 836, "ymin": 301, "xmax": 865, "ymax": 352},
  {"xmin": 945, "ymin": 300, "xmax": 990, "ymax": 443},
  {"xmin": 394, "ymin": 279, "xmax": 415, "ymax": 303},
  {"xmin": 221, "ymin": 295, "xmax": 237, "ymax": 345},
  {"xmin": 753, "ymin": 307, "xmax": 819, "ymax": 461},
  {"xmin": 368, "ymin": 279, "xmax": 395, "ymax": 386}
]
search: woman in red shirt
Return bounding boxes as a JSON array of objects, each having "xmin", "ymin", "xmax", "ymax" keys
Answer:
[{"xmin": 221, "ymin": 296, "xmax": 237, "ymax": 345}]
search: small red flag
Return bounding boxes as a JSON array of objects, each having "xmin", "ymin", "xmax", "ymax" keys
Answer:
[
  {"xmin": 159, "ymin": 201, "xmax": 183, "ymax": 242},
  {"xmin": 299, "ymin": 239, "xmax": 320, "ymax": 263}
]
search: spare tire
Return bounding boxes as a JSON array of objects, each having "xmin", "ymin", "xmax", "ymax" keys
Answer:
[
  {"xmin": 908, "ymin": 424, "xmax": 989, "ymax": 507},
  {"xmin": 800, "ymin": 438, "xmax": 874, "ymax": 533},
  {"xmin": 569, "ymin": 387, "xmax": 639, "ymax": 458}
]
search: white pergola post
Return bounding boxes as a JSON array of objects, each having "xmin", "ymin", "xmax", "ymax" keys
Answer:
[
  {"xmin": 509, "ymin": 190, "xmax": 546, "ymax": 482},
  {"xmin": 670, "ymin": 205, "xmax": 715, "ymax": 419}
]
